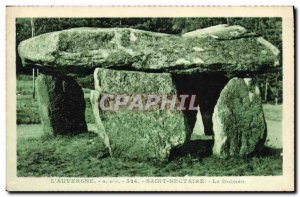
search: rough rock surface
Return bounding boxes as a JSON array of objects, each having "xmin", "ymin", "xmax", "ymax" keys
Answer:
[
  {"xmin": 182, "ymin": 24, "xmax": 248, "ymax": 39},
  {"xmin": 94, "ymin": 68, "xmax": 176, "ymax": 94},
  {"xmin": 212, "ymin": 78, "xmax": 267, "ymax": 157},
  {"xmin": 90, "ymin": 90, "xmax": 112, "ymax": 156},
  {"xmin": 91, "ymin": 68, "xmax": 198, "ymax": 160},
  {"xmin": 35, "ymin": 73, "xmax": 88, "ymax": 135},
  {"xmin": 95, "ymin": 68, "xmax": 229, "ymax": 137},
  {"xmin": 18, "ymin": 25, "xmax": 279, "ymax": 74}
]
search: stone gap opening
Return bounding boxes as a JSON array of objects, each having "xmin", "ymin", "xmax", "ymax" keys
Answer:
[{"xmin": 169, "ymin": 73, "xmax": 229, "ymax": 159}]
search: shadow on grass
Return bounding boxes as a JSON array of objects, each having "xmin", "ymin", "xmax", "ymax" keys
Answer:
[
  {"xmin": 258, "ymin": 146, "xmax": 283, "ymax": 157},
  {"xmin": 169, "ymin": 139, "xmax": 214, "ymax": 160},
  {"xmin": 170, "ymin": 139, "xmax": 282, "ymax": 160}
]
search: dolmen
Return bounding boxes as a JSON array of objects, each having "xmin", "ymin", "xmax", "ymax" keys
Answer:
[{"xmin": 18, "ymin": 24, "xmax": 280, "ymax": 160}]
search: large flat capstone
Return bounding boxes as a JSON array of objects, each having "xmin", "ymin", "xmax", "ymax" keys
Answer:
[
  {"xmin": 212, "ymin": 78, "xmax": 267, "ymax": 157},
  {"xmin": 18, "ymin": 25, "xmax": 279, "ymax": 74}
]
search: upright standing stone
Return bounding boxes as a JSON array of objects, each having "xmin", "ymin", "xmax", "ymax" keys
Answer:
[
  {"xmin": 90, "ymin": 90, "xmax": 112, "ymax": 156},
  {"xmin": 91, "ymin": 68, "xmax": 198, "ymax": 160},
  {"xmin": 35, "ymin": 73, "xmax": 88, "ymax": 135},
  {"xmin": 212, "ymin": 78, "xmax": 267, "ymax": 157}
]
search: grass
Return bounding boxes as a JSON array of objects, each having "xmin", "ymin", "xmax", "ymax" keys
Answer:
[
  {"xmin": 17, "ymin": 130, "xmax": 282, "ymax": 177},
  {"xmin": 17, "ymin": 74, "xmax": 34, "ymax": 95},
  {"xmin": 16, "ymin": 74, "xmax": 283, "ymax": 177},
  {"xmin": 17, "ymin": 95, "xmax": 40, "ymax": 124},
  {"xmin": 263, "ymin": 104, "xmax": 282, "ymax": 122}
]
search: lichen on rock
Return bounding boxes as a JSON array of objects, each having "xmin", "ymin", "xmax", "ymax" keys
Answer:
[
  {"xmin": 18, "ymin": 26, "xmax": 280, "ymax": 75},
  {"xmin": 212, "ymin": 77, "xmax": 267, "ymax": 158},
  {"xmin": 91, "ymin": 68, "xmax": 197, "ymax": 160}
]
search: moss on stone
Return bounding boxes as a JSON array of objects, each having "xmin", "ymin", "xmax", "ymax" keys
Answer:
[
  {"xmin": 91, "ymin": 68, "xmax": 199, "ymax": 160},
  {"xmin": 18, "ymin": 27, "xmax": 279, "ymax": 74},
  {"xmin": 94, "ymin": 68, "xmax": 177, "ymax": 94},
  {"xmin": 212, "ymin": 78, "xmax": 267, "ymax": 158},
  {"xmin": 99, "ymin": 109, "xmax": 187, "ymax": 160}
]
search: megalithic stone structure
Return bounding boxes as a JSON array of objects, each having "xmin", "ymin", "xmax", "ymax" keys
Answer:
[{"xmin": 18, "ymin": 25, "xmax": 280, "ymax": 159}]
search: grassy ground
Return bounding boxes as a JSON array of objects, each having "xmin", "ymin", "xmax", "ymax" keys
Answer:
[
  {"xmin": 16, "ymin": 74, "xmax": 283, "ymax": 177},
  {"xmin": 263, "ymin": 104, "xmax": 283, "ymax": 149},
  {"xmin": 17, "ymin": 132, "xmax": 282, "ymax": 177}
]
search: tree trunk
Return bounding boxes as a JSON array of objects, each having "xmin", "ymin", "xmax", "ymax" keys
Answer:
[
  {"xmin": 32, "ymin": 68, "xmax": 35, "ymax": 99},
  {"xmin": 264, "ymin": 80, "xmax": 268, "ymax": 101},
  {"xmin": 30, "ymin": 18, "xmax": 35, "ymax": 37}
]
